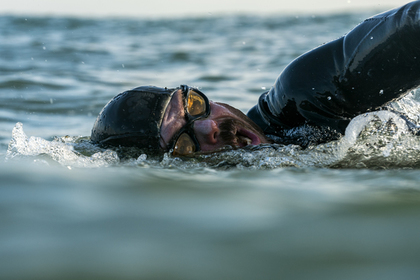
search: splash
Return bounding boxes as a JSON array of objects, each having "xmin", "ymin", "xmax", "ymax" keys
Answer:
[{"xmin": 332, "ymin": 111, "xmax": 420, "ymax": 168}]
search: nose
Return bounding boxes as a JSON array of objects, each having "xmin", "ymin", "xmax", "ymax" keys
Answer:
[{"xmin": 193, "ymin": 119, "xmax": 219, "ymax": 145}]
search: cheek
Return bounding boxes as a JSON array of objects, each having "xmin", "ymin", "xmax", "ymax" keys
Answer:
[
  {"xmin": 214, "ymin": 102, "xmax": 264, "ymax": 132},
  {"xmin": 208, "ymin": 103, "xmax": 242, "ymax": 123}
]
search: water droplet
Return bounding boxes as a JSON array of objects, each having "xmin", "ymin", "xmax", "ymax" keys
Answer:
[
  {"xmin": 312, "ymin": 88, "xmax": 315, "ymax": 90},
  {"xmin": 42, "ymin": 46, "xmax": 46, "ymax": 50},
  {"xmin": 261, "ymin": 86, "xmax": 266, "ymax": 90},
  {"xmin": 122, "ymin": 64, "xmax": 125, "ymax": 68},
  {"xmin": 370, "ymin": 36, "xmax": 374, "ymax": 39},
  {"xmin": 327, "ymin": 96, "xmax": 331, "ymax": 100},
  {"xmin": 379, "ymin": 89, "xmax": 384, "ymax": 95},
  {"xmin": 242, "ymin": 42, "xmax": 246, "ymax": 45}
]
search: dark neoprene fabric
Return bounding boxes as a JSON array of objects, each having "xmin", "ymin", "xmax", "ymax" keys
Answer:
[{"xmin": 247, "ymin": 1, "xmax": 420, "ymax": 138}]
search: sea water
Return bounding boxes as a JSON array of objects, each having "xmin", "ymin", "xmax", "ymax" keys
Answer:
[{"xmin": 1, "ymin": 10, "xmax": 420, "ymax": 280}]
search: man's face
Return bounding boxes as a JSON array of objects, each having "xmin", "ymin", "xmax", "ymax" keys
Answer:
[{"xmin": 159, "ymin": 89, "xmax": 270, "ymax": 154}]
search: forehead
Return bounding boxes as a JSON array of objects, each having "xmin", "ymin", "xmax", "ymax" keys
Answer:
[{"xmin": 159, "ymin": 89, "xmax": 186, "ymax": 150}]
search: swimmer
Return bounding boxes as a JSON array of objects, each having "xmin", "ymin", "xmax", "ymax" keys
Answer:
[{"xmin": 91, "ymin": 1, "xmax": 420, "ymax": 156}]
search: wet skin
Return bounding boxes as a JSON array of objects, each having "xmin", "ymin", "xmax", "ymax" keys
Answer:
[{"xmin": 160, "ymin": 89, "xmax": 270, "ymax": 153}]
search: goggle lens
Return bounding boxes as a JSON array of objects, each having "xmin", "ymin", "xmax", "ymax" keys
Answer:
[
  {"xmin": 187, "ymin": 90, "xmax": 207, "ymax": 116},
  {"xmin": 173, "ymin": 133, "xmax": 196, "ymax": 156}
]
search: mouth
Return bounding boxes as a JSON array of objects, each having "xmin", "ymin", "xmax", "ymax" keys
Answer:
[{"xmin": 235, "ymin": 127, "xmax": 261, "ymax": 148}]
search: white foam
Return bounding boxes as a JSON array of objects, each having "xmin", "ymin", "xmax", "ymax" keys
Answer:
[{"xmin": 6, "ymin": 122, "xmax": 120, "ymax": 168}]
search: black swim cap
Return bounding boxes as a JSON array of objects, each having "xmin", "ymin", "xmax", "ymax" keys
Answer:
[{"xmin": 91, "ymin": 86, "xmax": 175, "ymax": 153}]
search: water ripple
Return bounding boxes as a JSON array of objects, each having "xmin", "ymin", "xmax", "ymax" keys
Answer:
[{"xmin": 0, "ymin": 78, "xmax": 68, "ymax": 90}]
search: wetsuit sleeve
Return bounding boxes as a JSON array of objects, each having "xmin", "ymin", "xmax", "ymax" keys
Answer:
[{"xmin": 247, "ymin": 0, "xmax": 420, "ymax": 135}]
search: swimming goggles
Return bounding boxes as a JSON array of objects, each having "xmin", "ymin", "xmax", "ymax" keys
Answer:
[{"xmin": 168, "ymin": 85, "xmax": 210, "ymax": 156}]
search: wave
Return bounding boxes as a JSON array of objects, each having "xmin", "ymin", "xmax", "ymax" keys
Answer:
[{"xmin": 0, "ymin": 78, "xmax": 68, "ymax": 90}]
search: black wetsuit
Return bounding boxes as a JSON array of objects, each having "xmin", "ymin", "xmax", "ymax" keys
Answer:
[{"xmin": 247, "ymin": 1, "xmax": 420, "ymax": 146}]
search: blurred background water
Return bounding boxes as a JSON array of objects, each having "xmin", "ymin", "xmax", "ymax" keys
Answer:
[{"xmin": 1, "ymin": 7, "xmax": 420, "ymax": 280}]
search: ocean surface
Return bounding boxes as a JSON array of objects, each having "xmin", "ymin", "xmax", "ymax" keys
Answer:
[{"xmin": 2, "ymin": 8, "xmax": 420, "ymax": 280}]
